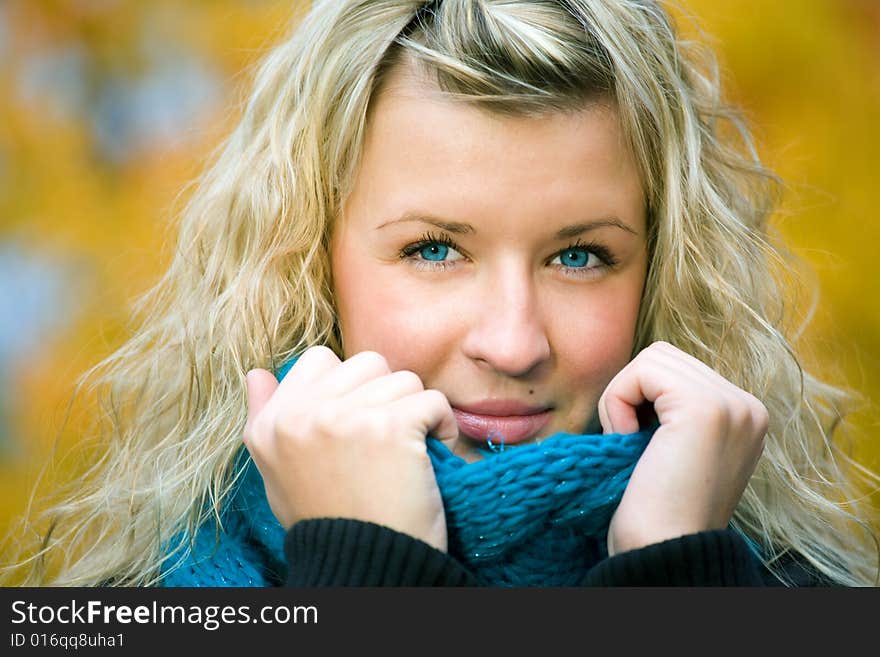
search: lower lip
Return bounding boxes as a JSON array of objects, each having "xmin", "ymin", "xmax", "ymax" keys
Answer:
[{"xmin": 452, "ymin": 409, "xmax": 553, "ymax": 446}]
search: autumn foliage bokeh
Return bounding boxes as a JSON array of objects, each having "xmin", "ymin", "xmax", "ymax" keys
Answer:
[{"xmin": 1, "ymin": 1, "xmax": 878, "ymax": 552}]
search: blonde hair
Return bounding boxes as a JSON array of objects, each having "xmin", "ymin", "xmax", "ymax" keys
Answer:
[{"xmin": 3, "ymin": 0, "xmax": 878, "ymax": 586}]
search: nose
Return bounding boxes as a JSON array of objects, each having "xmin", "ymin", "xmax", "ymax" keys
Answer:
[{"xmin": 460, "ymin": 264, "xmax": 551, "ymax": 378}]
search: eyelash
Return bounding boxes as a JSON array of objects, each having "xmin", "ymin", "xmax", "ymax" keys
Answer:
[{"xmin": 398, "ymin": 231, "xmax": 620, "ymax": 277}]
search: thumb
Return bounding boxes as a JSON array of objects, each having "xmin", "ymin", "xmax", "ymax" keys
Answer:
[{"xmin": 245, "ymin": 368, "xmax": 279, "ymax": 429}]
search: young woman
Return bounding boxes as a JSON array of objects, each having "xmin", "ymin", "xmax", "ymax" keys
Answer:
[{"xmin": 4, "ymin": 0, "xmax": 878, "ymax": 587}]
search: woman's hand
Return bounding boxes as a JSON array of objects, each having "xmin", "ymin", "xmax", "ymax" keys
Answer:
[
  {"xmin": 243, "ymin": 346, "xmax": 458, "ymax": 552},
  {"xmin": 598, "ymin": 341, "xmax": 769, "ymax": 556}
]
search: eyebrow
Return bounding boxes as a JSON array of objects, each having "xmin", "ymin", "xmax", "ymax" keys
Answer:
[{"xmin": 376, "ymin": 212, "xmax": 639, "ymax": 238}]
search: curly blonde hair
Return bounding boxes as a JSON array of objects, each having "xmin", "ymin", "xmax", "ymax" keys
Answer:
[{"xmin": 3, "ymin": 0, "xmax": 878, "ymax": 586}]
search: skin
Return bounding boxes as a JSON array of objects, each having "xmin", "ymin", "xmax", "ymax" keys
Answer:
[
  {"xmin": 244, "ymin": 62, "xmax": 769, "ymax": 558},
  {"xmin": 331, "ymin": 65, "xmax": 648, "ymax": 459}
]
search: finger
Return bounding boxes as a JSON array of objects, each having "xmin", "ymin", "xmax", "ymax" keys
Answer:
[
  {"xmin": 275, "ymin": 345, "xmax": 340, "ymax": 395},
  {"xmin": 649, "ymin": 342, "xmax": 731, "ymax": 390},
  {"xmin": 599, "ymin": 343, "xmax": 714, "ymax": 435},
  {"xmin": 389, "ymin": 389, "xmax": 459, "ymax": 442},
  {"xmin": 652, "ymin": 341, "xmax": 721, "ymax": 375},
  {"xmin": 637, "ymin": 348, "xmax": 729, "ymax": 402},
  {"xmin": 245, "ymin": 368, "xmax": 279, "ymax": 431},
  {"xmin": 598, "ymin": 357, "xmax": 667, "ymax": 435},
  {"xmin": 598, "ymin": 388, "xmax": 641, "ymax": 435},
  {"xmin": 597, "ymin": 363, "xmax": 636, "ymax": 435},
  {"xmin": 317, "ymin": 350, "xmax": 392, "ymax": 397},
  {"xmin": 340, "ymin": 369, "xmax": 425, "ymax": 408},
  {"xmin": 647, "ymin": 346, "xmax": 755, "ymax": 415}
]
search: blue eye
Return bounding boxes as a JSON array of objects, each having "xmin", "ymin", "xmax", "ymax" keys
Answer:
[
  {"xmin": 549, "ymin": 241, "xmax": 618, "ymax": 277},
  {"xmin": 420, "ymin": 243, "xmax": 450, "ymax": 261},
  {"xmin": 401, "ymin": 233, "xmax": 465, "ymax": 269},
  {"xmin": 559, "ymin": 248, "xmax": 590, "ymax": 267}
]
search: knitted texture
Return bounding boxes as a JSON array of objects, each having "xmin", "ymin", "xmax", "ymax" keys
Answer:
[
  {"xmin": 159, "ymin": 355, "xmax": 655, "ymax": 587},
  {"xmin": 428, "ymin": 428, "xmax": 653, "ymax": 586},
  {"xmin": 160, "ymin": 448, "xmax": 288, "ymax": 586}
]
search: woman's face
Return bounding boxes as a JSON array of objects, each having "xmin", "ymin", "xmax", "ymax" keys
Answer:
[{"xmin": 331, "ymin": 65, "xmax": 648, "ymax": 461}]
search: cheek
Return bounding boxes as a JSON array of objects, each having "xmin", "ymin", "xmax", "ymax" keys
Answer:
[
  {"xmin": 556, "ymin": 319, "xmax": 632, "ymax": 387},
  {"xmin": 334, "ymin": 262, "xmax": 458, "ymax": 370},
  {"xmin": 549, "ymin": 285, "xmax": 641, "ymax": 392}
]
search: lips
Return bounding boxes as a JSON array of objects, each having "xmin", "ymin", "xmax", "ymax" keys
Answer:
[{"xmin": 452, "ymin": 401, "xmax": 553, "ymax": 446}]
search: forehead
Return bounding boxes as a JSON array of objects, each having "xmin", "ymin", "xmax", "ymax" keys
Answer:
[
  {"xmin": 368, "ymin": 58, "xmax": 633, "ymax": 165},
  {"xmin": 349, "ymin": 65, "xmax": 645, "ymax": 235}
]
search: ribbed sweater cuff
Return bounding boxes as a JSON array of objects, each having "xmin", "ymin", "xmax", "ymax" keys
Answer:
[
  {"xmin": 582, "ymin": 529, "xmax": 765, "ymax": 586},
  {"xmin": 284, "ymin": 518, "xmax": 481, "ymax": 587}
]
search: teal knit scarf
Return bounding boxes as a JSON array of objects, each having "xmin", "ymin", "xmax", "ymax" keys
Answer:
[
  {"xmin": 160, "ymin": 356, "xmax": 655, "ymax": 587},
  {"xmin": 428, "ymin": 427, "xmax": 653, "ymax": 586}
]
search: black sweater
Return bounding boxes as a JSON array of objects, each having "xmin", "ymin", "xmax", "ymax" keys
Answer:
[{"xmin": 283, "ymin": 518, "xmax": 828, "ymax": 587}]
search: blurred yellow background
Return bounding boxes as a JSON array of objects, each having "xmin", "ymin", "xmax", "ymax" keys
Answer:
[{"xmin": 1, "ymin": 0, "xmax": 878, "ymax": 552}]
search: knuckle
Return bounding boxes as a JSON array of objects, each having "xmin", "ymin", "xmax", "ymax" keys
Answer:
[
  {"xmin": 276, "ymin": 404, "xmax": 321, "ymax": 445},
  {"xmin": 422, "ymin": 388, "xmax": 445, "ymax": 405},
  {"xmin": 701, "ymin": 401, "xmax": 732, "ymax": 433},
  {"xmin": 353, "ymin": 350, "xmax": 391, "ymax": 374},
  {"xmin": 311, "ymin": 400, "xmax": 342, "ymax": 434},
  {"xmin": 252, "ymin": 410, "xmax": 269, "ymax": 434},
  {"xmin": 425, "ymin": 388, "xmax": 453, "ymax": 412},
  {"xmin": 735, "ymin": 391, "xmax": 770, "ymax": 433},
  {"xmin": 245, "ymin": 414, "xmax": 271, "ymax": 454},
  {"xmin": 272, "ymin": 411, "xmax": 294, "ymax": 441},
  {"xmin": 728, "ymin": 402, "xmax": 752, "ymax": 427},
  {"xmin": 363, "ymin": 411, "xmax": 395, "ymax": 440},
  {"xmin": 650, "ymin": 340, "xmax": 675, "ymax": 352},
  {"xmin": 304, "ymin": 344, "xmax": 338, "ymax": 363},
  {"xmin": 752, "ymin": 403, "xmax": 771, "ymax": 435},
  {"xmin": 635, "ymin": 343, "xmax": 665, "ymax": 364},
  {"xmin": 395, "ymin": 369, "xmax": 424, "ymax": 391},
  {"xmin": 242, "ymin": 423, "xmax": 255, "ymax": 447}
]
